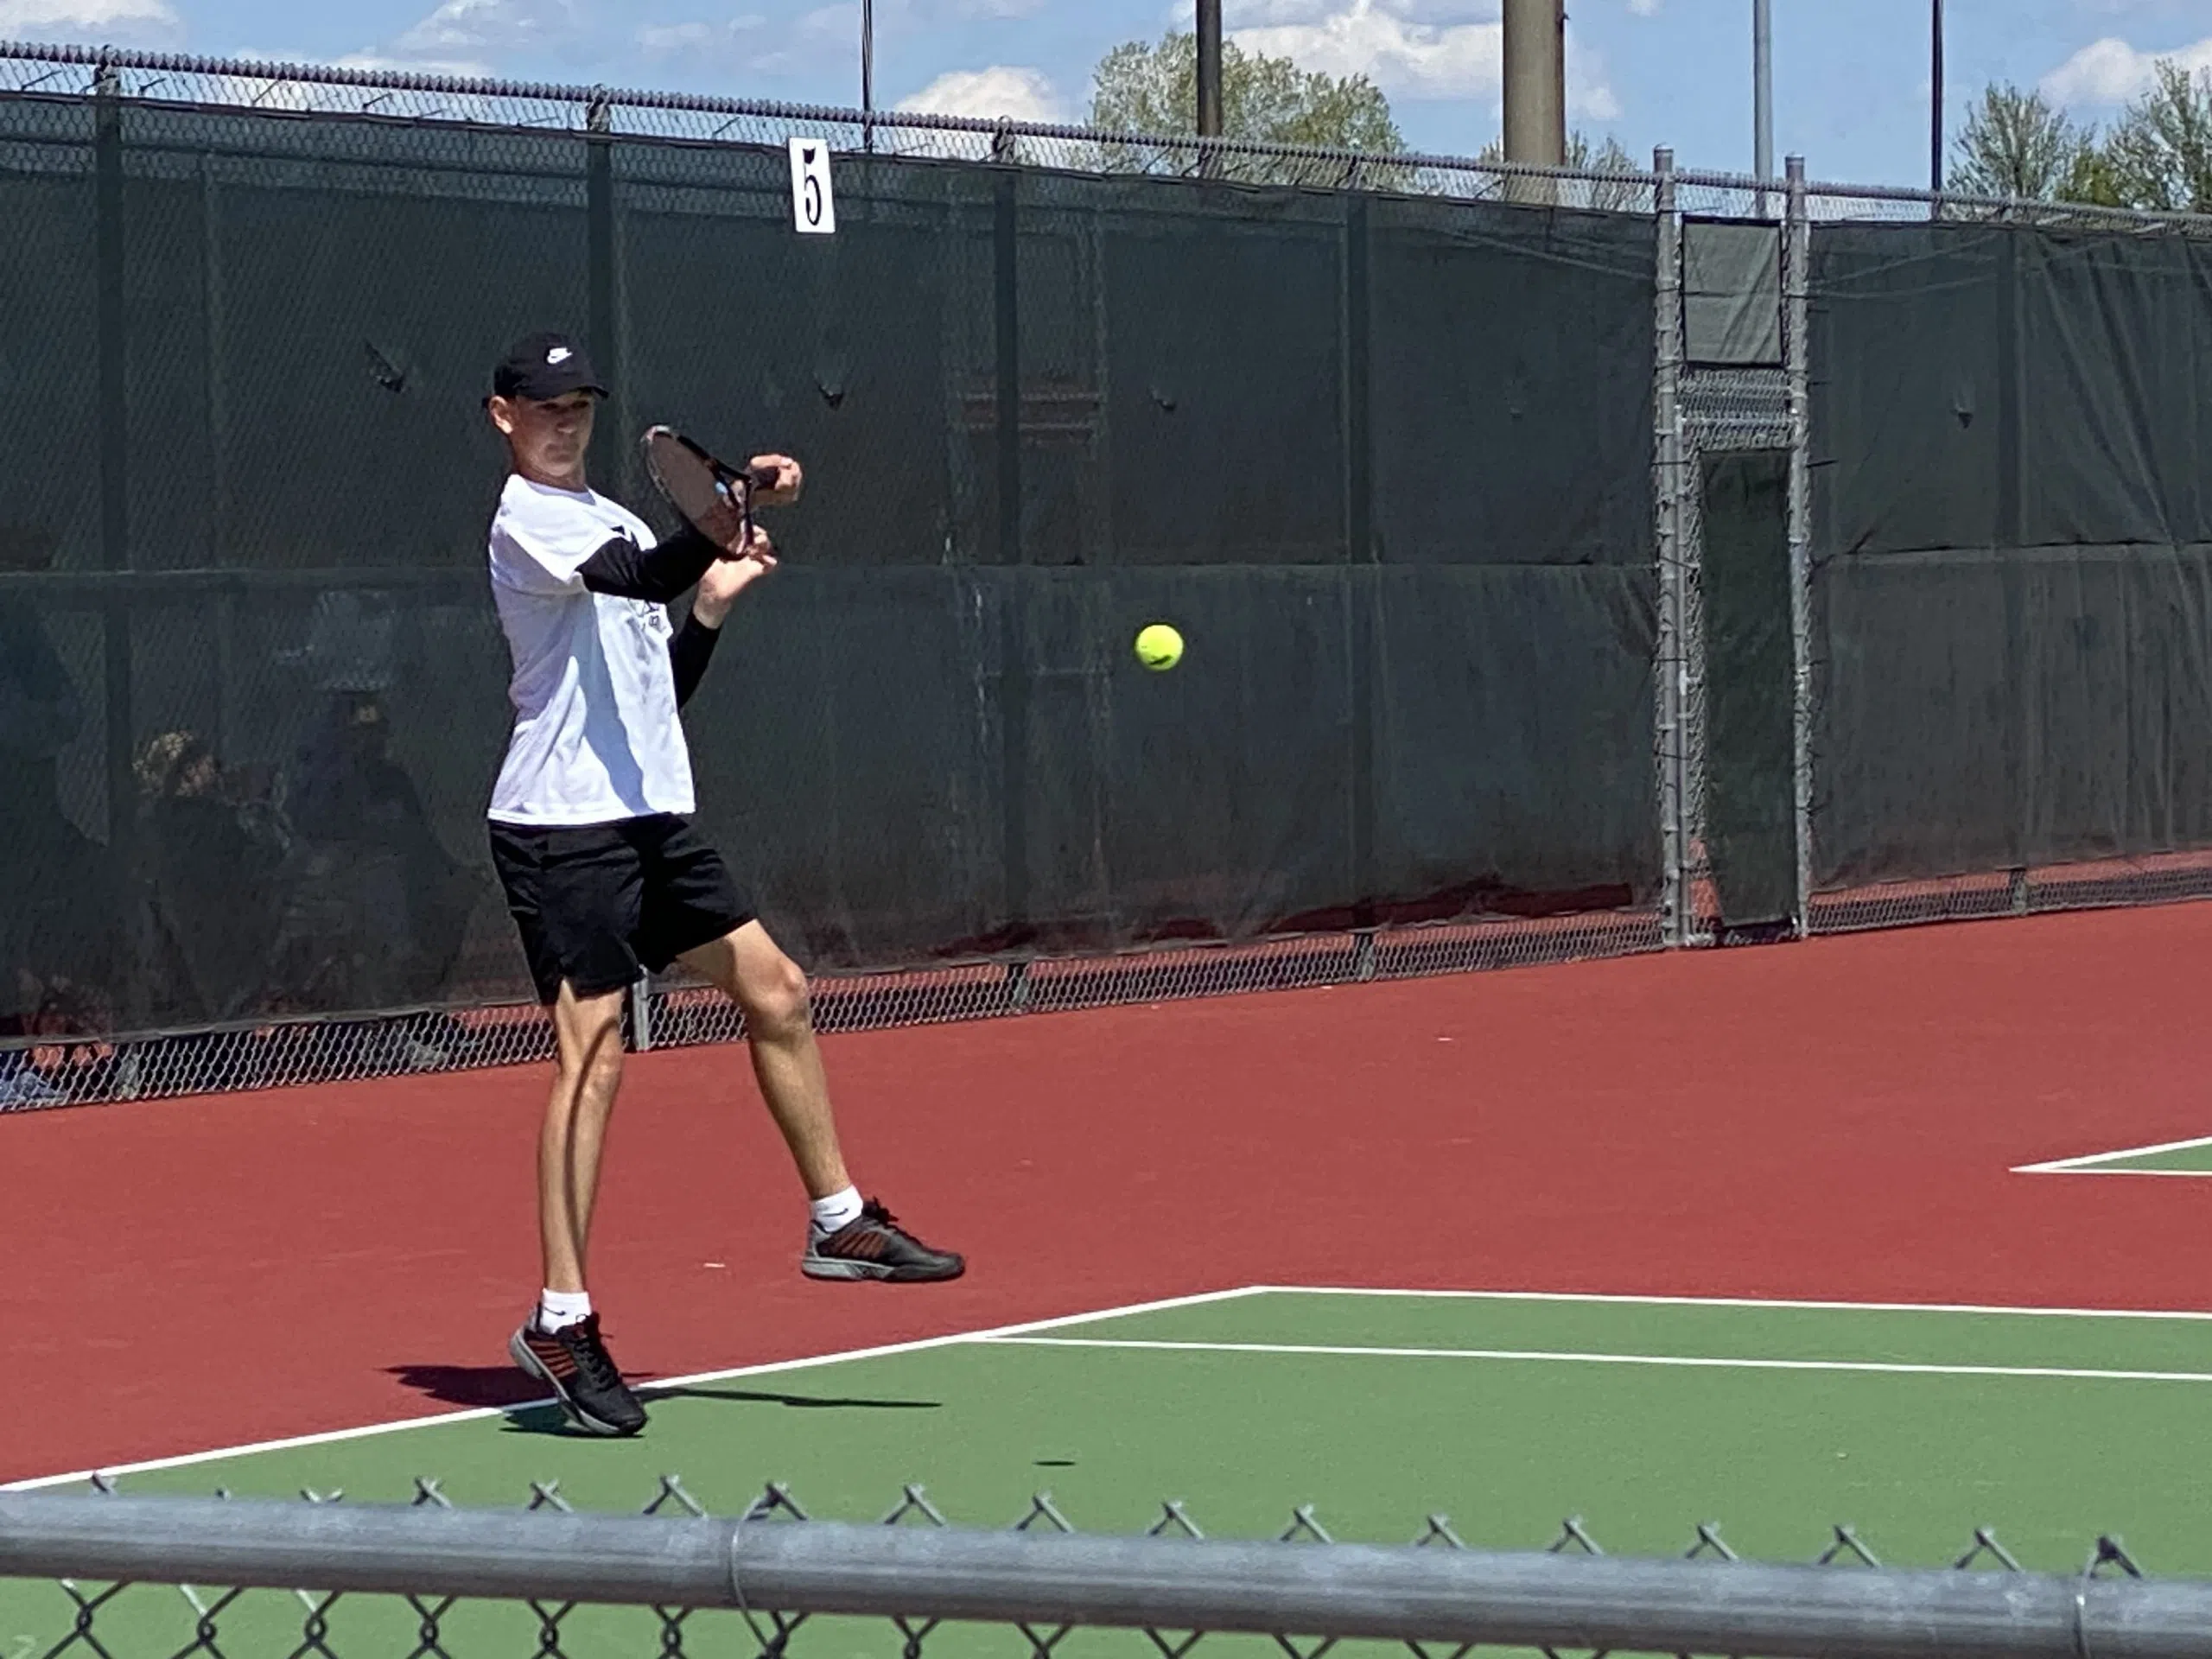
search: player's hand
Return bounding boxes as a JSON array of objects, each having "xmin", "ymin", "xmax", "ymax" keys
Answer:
[
  {"xmin": 749, "ymin": 454, "xmax": 803, "ymax": 507},
  {"xmin": 693, "ymin": 526, "xmax": 776, "ymax": 629}
]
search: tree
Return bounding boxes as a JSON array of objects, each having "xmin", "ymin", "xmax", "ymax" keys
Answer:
[
  {"xmin": 1948, "ymin": 83, "xmax": 2098, "ymax": 200},
  {"xmin": 2100, "ymin": 59, "xmax": 2212, "ymax": 213},
  {"xmin": 1088, "ymin": 31, "xmax": 1406, "ymax": 171}
]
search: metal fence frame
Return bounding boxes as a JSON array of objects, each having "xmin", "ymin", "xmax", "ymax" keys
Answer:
[
  {"xmin": 0, "ymin": 1491, "xmax": 2197, "ymax": 1659},
  {"xmin": 6, "ymin": 41, "xmax": 2212, "ymax": 1105}
]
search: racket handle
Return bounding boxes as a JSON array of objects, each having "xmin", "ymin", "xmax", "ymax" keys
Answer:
[{"xmin": 744, "ymin": 463, "xmax": 780, "ymax": 493}]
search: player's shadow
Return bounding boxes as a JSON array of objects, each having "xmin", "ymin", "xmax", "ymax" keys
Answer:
[
  {"xmin": 388, "ymin": 1363, "xmax": 545, "ymax": 1409},
  {"xmin": 656, "ymin": 1385, "xmax": 942, "ymax": 1411},
  {"xmin": 387, "ymin": 1365, "xmax": 940, "ymax": 1439},
  {"xmin": 484, "ymin": 1386, "xmax": 940, "ymax": 1439}
]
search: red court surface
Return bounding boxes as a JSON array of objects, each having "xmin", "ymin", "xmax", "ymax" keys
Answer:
[{"xmin": 6, "ymin": 901, "xmax": 2210, "ymax": 1485}]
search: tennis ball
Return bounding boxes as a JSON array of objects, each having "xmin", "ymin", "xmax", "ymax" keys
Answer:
[{"xmin": 1135, "ymin": 623, "xmax": 1184, "ymax": 671}]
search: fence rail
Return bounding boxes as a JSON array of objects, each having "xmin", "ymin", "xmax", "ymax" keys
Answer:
[{"xmin": 0, "ymin": 1492, "xmax": 2201, "ymax": 1659}]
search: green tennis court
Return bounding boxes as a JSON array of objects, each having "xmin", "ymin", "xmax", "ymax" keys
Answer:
[{"xmin": 10, "ymin": 1286, "xmax": 2212, "ymax": 1656}]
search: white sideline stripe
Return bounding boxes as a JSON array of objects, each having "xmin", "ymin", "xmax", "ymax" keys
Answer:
[
  {"xmin": 984, "ymin": 1335, "xmax": 2212, "ymax": 1384},
  {"xmin": 1241, "ymin": 1285, "xmax": 2212, "ymax": 1321},
  {"xmin": 0, "ymin": 1285, "xmax": 1271, "ymax": 1493},
  {"xmin": 2015, "ymin": 1132, "xmax": 2212, "ymax": 1174}
]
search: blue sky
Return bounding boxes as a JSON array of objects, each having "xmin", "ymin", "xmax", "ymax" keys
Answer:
[{"xmin": 5, "ymin": 0, "xmax": 2211, "ymax": 186}]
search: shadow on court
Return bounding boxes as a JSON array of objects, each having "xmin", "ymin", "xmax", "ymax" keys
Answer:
[
  {"xmin": 387, "ymin": 1363, "xmax": 545, "ymax": 1409},
  {"xmin": 387, "ymin": 1363, "xmax": 940, "ymax": 1429},
  {"xmin": 651, "ymin": 1385, "xmax": 942, "ymax": 1412}
]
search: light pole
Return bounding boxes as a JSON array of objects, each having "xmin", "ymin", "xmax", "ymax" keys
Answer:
[
  {"xmin": 1929, "ymin": 0, "xmax": 1945, "ymax": 192},
  {"xmin": 861, "ymin": 0, "xmax": 874, "ymax": 149},
  {"xmin": 1752, "ymin": 0, "xmax": 1772, "ymax": 213},
  {"xmin": 1195, "ymin": 0, "xmax": 1223, "ymax": 137}
]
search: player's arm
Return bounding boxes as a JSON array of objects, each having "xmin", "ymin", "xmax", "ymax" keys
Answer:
[
  {"xmin": 577, "ymin": 526, "xmax": 721, "ymax": 604},
  {"xmin": 590, "ymin": 451, "xmax": 803, "ymax": 604},
  {"xmin": 668, "ymin": 529, "xmax": 779, "ymax": 709}
]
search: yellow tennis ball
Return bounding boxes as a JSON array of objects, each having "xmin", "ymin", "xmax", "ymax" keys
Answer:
[{"xmin": 1135, "ymin": 623, "xmax": 1184, "ymax": 671}]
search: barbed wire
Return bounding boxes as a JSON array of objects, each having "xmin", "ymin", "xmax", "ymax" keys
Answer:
[{"xmin": 8, "ymin": 36, "xmax": 2212, "ymax": 231}]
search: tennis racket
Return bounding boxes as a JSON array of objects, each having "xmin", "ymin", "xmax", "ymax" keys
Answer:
[{"xmin": 640, "ymin": 425, "xmax": 784, "ymax": 553}]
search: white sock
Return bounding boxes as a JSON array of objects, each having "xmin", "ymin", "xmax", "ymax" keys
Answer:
[
  {"xmin": 809, "ymin": 1185, "xmax": 864, "ymax": 1236},
  {"xmin": 537, "ymin": 1289, "xmax": 593, "ymax": 1332}
]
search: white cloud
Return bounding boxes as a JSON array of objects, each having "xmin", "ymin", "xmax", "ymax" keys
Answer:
[
  {"xmin": 0, "ymin": 0, "xmax": 180, "ymax": 45},
  {"xmin": 2043, "ymin": 33, "xmax": 2212, "ymax": 105},
  {"xmin": 638, "ymin": 16, "xmax": 765, "ymax": 55},
  {"xmin": 327, "ymin": 48, "xmax": 491, "ymax": 74},
  {"xmin": 1628, "ymin": 0, "xmax": 1660, "ymax": 15},
  {"xmin": 395, "ymin": 0, "xmax": 582, "ymax": 55},
  {"xmin": 1228, "ymin": 0, "xmax": 1617, "ymax": 114},
  {"xmin": 1227, "ymin": 0, "xmax": 1493, "ymax": 23},
  {"xmin": 207, "ymin": 48, "xmax": 496, "ymax": 103},
  {"xmin": 639, "ymin": 20, "xmax": 715, "ymax": 51},
  {"xmin": 1569, "ymin": 45, "xmax": 1620, "ymax": 119},
  {"xmin": 953, "ymin": 0, "xmax": 1046, "ymax": 16},
  {"xmin": 896, "ymin": 64, "xmax": 1063, "ymax": 122},
  {"xmin": 798, "ymin": 1, "xmax": 858, "ymax": 41},
  {"xmin": 1234, "ymin": 3, "xmax": 1502, "ymax": 99}
]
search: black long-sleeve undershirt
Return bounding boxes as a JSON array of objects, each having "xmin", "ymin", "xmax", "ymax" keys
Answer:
[
  {"xmin": 578, "ymin": 526, "xmax": 726, "ymax": 709},
  {"xmin": 667, "ymin": 612, "xmax": 722, "ymax": 709},
  {"xmin": 578, "ymin": 524, "xmax": 721, "ymax": 605}
]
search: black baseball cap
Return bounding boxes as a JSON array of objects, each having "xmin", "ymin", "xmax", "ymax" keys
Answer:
[{"xmin": 490, "ymin": 332, "xmax": 607, "ymax": 402}]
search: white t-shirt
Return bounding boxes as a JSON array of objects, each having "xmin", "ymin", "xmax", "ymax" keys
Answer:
[{"xmin": 485, "ymin": 475, "xmax": 695, "ymax": 826}]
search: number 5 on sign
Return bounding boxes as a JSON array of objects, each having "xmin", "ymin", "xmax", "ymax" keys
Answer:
[{"xmin": 788, "ymin": 137, "xmax": 836, "ymax": 236}]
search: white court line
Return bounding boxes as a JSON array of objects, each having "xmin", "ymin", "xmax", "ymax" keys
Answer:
[
  {"xmin": 0, "ymin": 1285, "xmax": 1271, "ymax": 1494},
  {"xmin": 2015, "ymin": 1132, "xmax": 2212, "ymax": 1175},
  {"xmin": 1242, "ymin": 1285, "xmax": 2212, "ymax": 1321},
  {"xmin": 985, "ymin": 1335, "xmax": 2212, "ymax": 1384}
]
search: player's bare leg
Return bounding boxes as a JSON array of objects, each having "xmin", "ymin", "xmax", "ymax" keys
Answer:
[
  {"xmin": 540, "ymin": 982, "xmax": 628, "ymax": 1290},
  {"xmin": 679, "ymin": 920, "xmax": 963, "ymax": 1282},
  {"xmin": 506, "ymin": 982, "xmax": 646, "ymax": 1437},
  {"xmin": 680, "ymin": 921, "xmax": 847, "ymax": 1198}
]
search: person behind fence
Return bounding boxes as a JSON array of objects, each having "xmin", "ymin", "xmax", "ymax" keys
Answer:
[
  {"xmin": 136, "ymin": 729, "xmax": 288, "ymax": 1024},
  {"xmin": 480, "ymin": 332, "xmax": 964, "ymax": 1438},
  {"xmin": 286, "ymin": 682, "xmax": 474, "ymax": 1007}
]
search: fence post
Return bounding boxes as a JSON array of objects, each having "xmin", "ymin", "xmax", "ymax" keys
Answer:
[
  {"xmin": 585, "ymin": 91, "xmax": 632, "ymax": 501},
  {"xmin": 92, "ymin": 54, "xmax": 148, "ymax": 1040},
  {"xmin": 994, "ymin": 163, "xmax": 1029, "ymax": 947},
  {"xmin": 1343, "ymin": 188, "xmax": 1376, "ymax": 936},
  {"xmin": 1783, "ymin": 155, "xmax": 1814, "ymax": 935},
  {"xmin": 1651, "ymin": 147, "xmax": 1688, "ymax": 947}
]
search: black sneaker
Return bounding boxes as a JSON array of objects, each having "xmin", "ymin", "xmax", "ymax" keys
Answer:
[
  {"xmin": 508, "ymin": 1313, "xmax": 648, "ymax": 1436},
  {"xmin": 802, "ymin": 1199, "xmax": 965, "ymax": 1283}
]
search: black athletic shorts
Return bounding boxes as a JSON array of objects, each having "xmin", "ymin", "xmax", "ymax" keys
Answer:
[{"xmin": 487, "ymin": 814, "xmax": 756, "ymax": 1005}]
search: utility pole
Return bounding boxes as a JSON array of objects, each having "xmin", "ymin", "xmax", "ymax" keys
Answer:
[
  {"xmin": 1501, "ymin": 0, "xmax": 1565, "ymax": 201},
  {"xmin": 1196, "ymin": 0, "xmax": 1223, "ymax": 175}
]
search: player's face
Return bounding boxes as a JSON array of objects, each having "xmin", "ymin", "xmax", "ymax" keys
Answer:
[{"xmin": 490, "ymin": 391, "xmax": 597, "ymax": 487}]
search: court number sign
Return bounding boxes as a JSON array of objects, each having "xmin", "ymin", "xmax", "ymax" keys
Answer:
[{"xmin": 789, "ymin": 137, "xmax": 836, "ymax": 236}]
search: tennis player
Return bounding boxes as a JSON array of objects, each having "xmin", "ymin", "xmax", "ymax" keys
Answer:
[{"xmin": 482, "ymin": 332, "xmax": 963, "ymax": 1438}]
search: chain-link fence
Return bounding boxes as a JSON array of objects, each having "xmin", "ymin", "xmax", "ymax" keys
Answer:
[
  {"xmin": 0, "ymin": 1480, "xmax": 2177, "ymax": 1659},
  {"xmin": 5, "ymin": 42, "xmax": 2212, "ymax": 1111},
  {"xmin": 1794, "ymin": 176, "xmax": 2212, "ymax": 938},
  {"xmin": 1, "ymin": 906, "xmax": 1662, "ymax": 1109}
]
